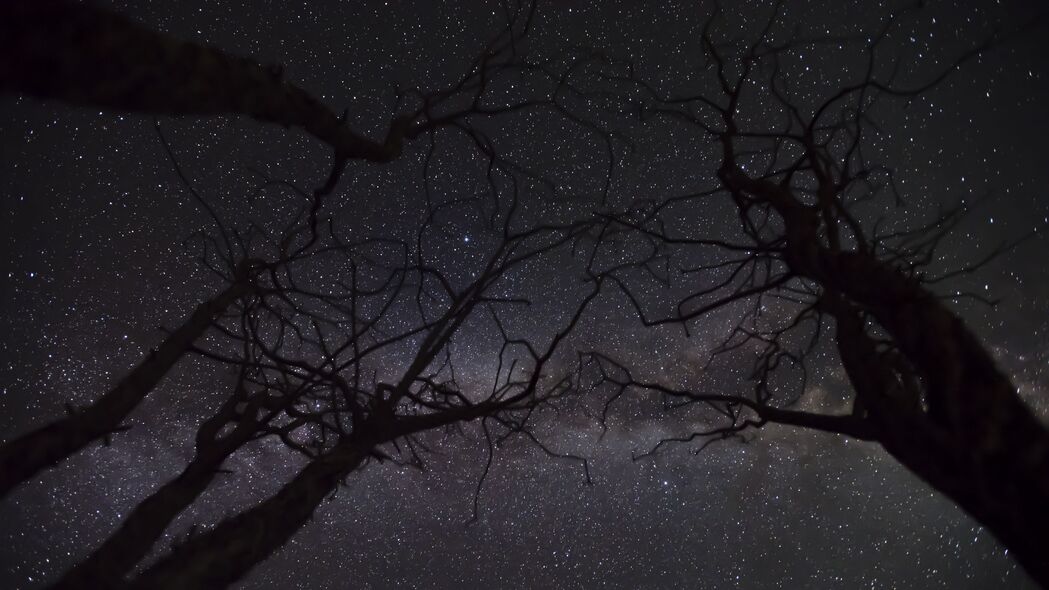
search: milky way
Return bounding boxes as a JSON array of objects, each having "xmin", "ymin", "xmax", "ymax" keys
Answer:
[{"xmin": 2, "ymin": 1, "xmax": 1048, "ymax": 588}]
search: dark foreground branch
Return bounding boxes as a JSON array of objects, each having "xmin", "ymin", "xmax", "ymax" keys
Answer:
[
  {"xmin": 0, "ymin": 0, "xmax": 408, "ymax": 162},
  {"xmin": 0, "ymin": 278, "xmax": 251, "ymax": 498}
]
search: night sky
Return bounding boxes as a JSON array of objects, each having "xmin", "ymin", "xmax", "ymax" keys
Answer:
[{"xmin": 2, "ymin": 0, "xmax": 1049, "ymax": 588}]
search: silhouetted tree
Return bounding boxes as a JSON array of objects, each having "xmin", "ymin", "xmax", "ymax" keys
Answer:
[
  {"xmin": 0, "ymin": 0, "xmax": 615, "ymax": 498},
  {"xmin": 49, "ymin": 169, "xmax": 603, "ymax": 588},
  {"xmin": 119, "ymin": 208, "xmax": 602, "ymax": 589},
  {"xmin": 0, "ymin": 2, "xmax": 622, "ymax": 587},
  {"xmin": 6, "ymin": 0, "xmax": 1045, "ymax": 587},
  {"xmin": 593, "ymin": 3, "xmax": 1049, "ymax": 585}
]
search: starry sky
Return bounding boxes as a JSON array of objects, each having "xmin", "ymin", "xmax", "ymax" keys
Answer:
[{"xmin": 2, "ymin": 0, "xmax": 1048, "ymax": 588}]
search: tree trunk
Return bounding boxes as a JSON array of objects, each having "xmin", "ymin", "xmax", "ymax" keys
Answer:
[
  {"xmin": 126, "ymin": 442, "xmax": 370, "ymax": 590},
  {"xmin": 120, "ymin": 404, "xmax": 500, "ymax": 589},
  {"xmin": 825, "ymin": 258, "xmax": 1049, "ymax": 588},
  {"xmin": 716, "ymin": 163, "xmax": 1049, "ymax": 584},
  {"xmin": 49, "ymin": 449, "xmax": 229, "ymax": 590},
  {"xmin": 0, "ymin": 281, "xmax": 249, "ymax": 498},
  {"xmin": 725, "ymin": 166, "xmax": 1049, "ymax": 586},
  {"xmin": 48, "ymin": 383, "xmax": 278, "ymax": 589}
]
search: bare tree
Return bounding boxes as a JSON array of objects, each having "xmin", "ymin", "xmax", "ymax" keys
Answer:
[
  {"xmin": 117, "ymin": 207, "xmax": 603, "ymax": 589},
  {"xmin": 41, "ymin": 162, "xmax": 359, "ymax": 588},
  {"xmin": 10, "ymin": 0, "xmax": 1039, "ymax": 586},
  {"xmin": 592, "ymin": 3, "xmax": 1049, "ymax": 585},
  {"xmin": 0, "ymin": 0, "xmax": 616, "ymax": 498},
  {"xmin": 0, "ymin": 2, "xmax": 629, "ymax": 586},
  {"xmin": 48, "ymin": 181, "xmax": 604, "ymax": 588}
]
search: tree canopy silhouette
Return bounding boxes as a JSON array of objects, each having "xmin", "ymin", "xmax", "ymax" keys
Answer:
[
  {"xmin": 0, "ymin": 0, "xmax": 1046, "ymax": 588},
  {"xmin": 590, "ymin": 3, "xmax": 1049, "ymax": 585}
]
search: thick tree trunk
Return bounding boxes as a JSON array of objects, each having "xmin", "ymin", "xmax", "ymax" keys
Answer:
[
  {"xmin": 126, "ymin": 442, "xmax": 370, "ymax": 590},
  {"xmin": 0, "ymin": 0, "xmax": 407, "ymax": 162},
  {"xmin": 721, "ymin": 166, "xmax": 1049, "ymax": 586},
  {"xmin": 877, "ymin": 409, "xmax": 1049, "ymax": 588},
  {"xmin": 0, "ymin": 281, "xmax": 249, "ymax": 498},
  {"xmin": 824, "ymin": 255, "xmax": 1049, "ymax": 588}
]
